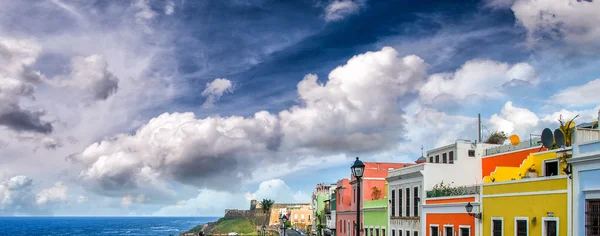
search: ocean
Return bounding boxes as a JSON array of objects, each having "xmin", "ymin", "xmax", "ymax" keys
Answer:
[{"xmin": 0, "ymin": 216, "xmax": 219, "ymax": 236}]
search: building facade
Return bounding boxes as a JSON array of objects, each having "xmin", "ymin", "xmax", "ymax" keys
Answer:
[
  {"xmin": 313, "ymin": 184, "xmax": 337, "ymax": 236},
  {"xmin": 482, "ymin": 149, "xmax": 569, "ymax": 236},
  {"xmin": 337, "ymin": 162, "xmax": 411, "ymax": 236},
  {"xmin": 388, "ymin": 140, "xmax": 495, "ymax": 236},
  {"xmin": 570, "ymin": 127, "xmax": 600, "ymax": 236},
  {"xmin": 423, "ymin": 195, "xmax": 479, "ymax": 236},
  {"xmin": 363, "ymin": 198, "xmax": 388, "ymax": 236}
]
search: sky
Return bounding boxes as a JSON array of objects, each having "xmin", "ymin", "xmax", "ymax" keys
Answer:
[{"xmin": 0, "ymin": 0, "xmax": 599, "ymax": 216}]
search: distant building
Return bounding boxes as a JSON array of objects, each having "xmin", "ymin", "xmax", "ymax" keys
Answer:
[{"xmin": 312, "ymin": 183, "xmax": 337, "ymax": 236}]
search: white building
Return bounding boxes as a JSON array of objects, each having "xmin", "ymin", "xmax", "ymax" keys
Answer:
[
  {"xmin": 569, "ymin": 124, "xmax": 600, "ymax": 236},
  {"xmin": 386, "ymin": 140, "xmax": 497, "ymax": 236}
]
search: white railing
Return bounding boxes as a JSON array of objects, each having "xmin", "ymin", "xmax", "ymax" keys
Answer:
[{"xmin": 575, "ymin": 128, "xmax": 600, "ymax": 144}]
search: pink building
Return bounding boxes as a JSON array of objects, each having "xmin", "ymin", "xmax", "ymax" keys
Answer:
[{"xmin": 336, "ymin": 162, "xmax": 412, "ymax": 236}]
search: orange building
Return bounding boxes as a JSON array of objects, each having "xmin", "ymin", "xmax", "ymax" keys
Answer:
[
  {"xmin": 424, "ymin": 195, "xmax": 479, "ymax": 236},
  {"xmin": 336, "ymin": 162, "xmax": 412, "ymax": 236},
  {"xmin": 481, "ymin": 146, "xmax": 545, "ymax": 179}
]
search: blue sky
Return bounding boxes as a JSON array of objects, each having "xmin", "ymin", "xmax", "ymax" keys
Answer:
[{"xmin": 0, "ymin": 0, "xmax": 599, "ymax": 216}]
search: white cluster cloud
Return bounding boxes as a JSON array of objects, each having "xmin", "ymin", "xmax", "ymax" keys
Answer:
[
  {"xmin": 419, "ymin": 59, "xmax": 537, "ymax": 106},
  {"xmin": 165, "ymin": 0, "xmax": 175, "ymax": 15},
  {"xmin": 551, "ymin": 78, "xmax": 600, "ymax": 107},
  {"xmin": 36, "ymin": 182, "xmax": 68, "ymax": 207},
  {"xmin": 201, "ymin": 78, "xmax": 234, "ymax": 108},
  {"xmin": 121, "ymin": 195, "xmax": 133, "ymax": 208},
  {"xmin": 153, "ymin": 179, "xmax": 308, "ymax": 216},
  {"xmin": 61, "ymin": 54, "xmax": 120, "ymax": 100},
  {"xmin": 71, "ymin": 47, "xmax": 428, "ymax": 197},
  {"xmin": 508, "ymin": 0, "xmax": 600, "ymax": 49},
  {"xmin": 0, "ymin": 175, "xmax": 34, "ymax": 211},
  {"xmin": 324, "ymin": 0, "xmax": 365, "ymax": 22}
]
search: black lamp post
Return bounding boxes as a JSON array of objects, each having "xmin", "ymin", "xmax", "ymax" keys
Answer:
[
  {"xmin": 465, "ymin": 202, "xmax": 482, "ymax": 219},
  {"xmin": 351, "ymin": 157, "xmax": 365, "ymax": 236},
  {"xmin": 281, "ymin": 215, "xmax": 288, "ymax": 236},
  {"xmin": 263, "ymin": 225, "xmax": 267, "ymax": 236}
]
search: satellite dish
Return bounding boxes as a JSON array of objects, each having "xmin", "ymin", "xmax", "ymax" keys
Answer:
[
  {"xmin": 541, "ymin": 128, "xmax": 554, "ymax": 149},
  {"xmin": 554, "ymin": 129, "xmax": 565, "ymax": 148},
  {"xmin": 509, "ymin": 134, "xmax": 520, "ymax": 146}
]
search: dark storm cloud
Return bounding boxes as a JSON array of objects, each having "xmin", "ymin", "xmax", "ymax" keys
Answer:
[{"xmin": 0, "ymin": 105, "xmax": 53, "ymax": 134}]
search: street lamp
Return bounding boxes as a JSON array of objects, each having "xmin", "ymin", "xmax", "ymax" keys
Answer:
[
  {"xmin": 281, "ymin": 215, "xmax": 288, "ymax": 236},
  {"xmin": 351, "ymin": 157, "xmax": 365, "ymax": 236},
  {"xmin": 465, "ymin": 202, "xmax": 482, "ymax": 219}
]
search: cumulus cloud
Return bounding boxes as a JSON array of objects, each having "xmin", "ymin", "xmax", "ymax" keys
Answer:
[
  {"xmin": 279, "ymin": 47, "xmax": 427, "ymax": 153},
  {"xmin": 60, "ymin": 54, "xmax": 120, "ymax": 100},
  {"xmin": 153, "ymin": 179, "xmax": 308, "ymax": 216},
  {"xmin": 488, "ymin": 101, "xmax": 600, "ymax": 138},
  {"xmin": 509, "ymin": 0, "xmax": 600, "ymax": 49},
  {"xmin": 0, "ymin": 175, "xmax": 37, "ymax": 215},
  {"xmin": 70, "ymin": 47, "xmax": 427, "ymax": 196},
  {"xmin": 201, "ymin": 78, "xmax": 233, "ymax": 108},
  {"xmin": 77, "ymin": 195, "xmax": 88, "ymax": 204},
  {"xmin": 419, "ymin": 59, "xmax": 537, "ymax": 106},
  {"xmin": 484, "ymin": 0, "xmax": 517, "ymax": 9},
  {"xmin": 0, "ymin": 37, "xmax": 53, "ymax": 134},
  {"xmin": 324, "ymin": 0, "xmax": 365, "ymax": 22},
  {"xmin": 551, "ymin": 78, "xmax": 600, "ymax": 107},
  {"xmin": 36, "ymin": 182, "xmax": 68, "ymax": 207}
]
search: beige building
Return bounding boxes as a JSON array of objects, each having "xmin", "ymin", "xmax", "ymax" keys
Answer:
[{"xmin": 268, "ymin": 203, "xmax": 312, "ymax": 231}]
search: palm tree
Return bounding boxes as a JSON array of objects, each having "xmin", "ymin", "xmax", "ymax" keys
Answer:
[{"xmin": 261, "ymin": 199, "xmax": 275, "ymax": 227}]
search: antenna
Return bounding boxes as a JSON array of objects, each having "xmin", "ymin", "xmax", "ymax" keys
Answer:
[
  {"xmin": 554, "ymin": 129, "xmax": 565, "ymax": 148},
  {"xmin": 509, "ymin": 134, "xmax": 520, "ymax": 146},
  {"xmin": 478, "ymin": 113, "xmax": 482, "ymax": 143},
  {"xmin": 541, "ymin": 128, "xmax": 554, "ymax": 149},
  {"xmin": 421, "ymin": 145, "xmax": 424, "ymax": 157}
]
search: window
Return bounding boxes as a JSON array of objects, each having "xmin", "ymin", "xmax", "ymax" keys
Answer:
[
  {"xmin": 445, "ymin": 226, "xmax": 453, "ymax": 236},
  {"xmin": 449, "ymin": 151, "xmax": 454, "ymax": 164},
  {"xmin": 391, "ymin": 188, "xmax": 396, "ymax": 216},
  {"xmin": 413, "ymin": 186, "xmax": 419, "ymax": 217},
  {"xmin": 406, "ymin": 188, "xmax": 411, "ymax": 217},
  {"xmin": 370, "ymin": 228, "xmax": 374, "ymax": 236},
  {"xmin": 460, "ymin": 227, "xmax": 470, "ymax": 236},
  {"xmin": 413, "ymin": 232, "xmax": 418, "ymax": 236},
  {"xmin": 544, "ymin": 160, "xmax": 559, "ymax": 176},
  {"xmin": 468, "ymin": 150, "xmax": 475, "ymax": 157},
  {"xmin": 443, "ymin": 153, "xmax": 447, "ymax": 163},
  {"xmin": 435, "ymin": 155, "xmax": 440, "ymax": 163},
  {"xmin": 431, "ymin": 226, "xmax": 439, "ymax": 236},
  {"xmin": 376, "ymin": 229, "xmax": 379, "ymax": 236},
  {"xmin": 543, "ymin": 219, "xmax": 557, "ymax": 236},
  {"xmin": 392, "ymin": 230, "xmax": 395, "ymax": 236},
  {"xmin": 586, "ymin": 199, "xmax": 600, "ymax": 236},
  {"xmin": 382, "ymin": 229, "xmax": 385, "ymax": 236},
  {"xmin": 515, "ymin": 218, "xmax": 528, "ymax": 236},
  {"xmin": 398, "ymin": 189, "xmax": 403, "ymax": 216},
  {"xmin": 405, "ymin": 231, "xmax": 409, "ymax": 236},
  {"xmin": 492, "ymin": 218, "xmax": 503, "ymax": 236}
]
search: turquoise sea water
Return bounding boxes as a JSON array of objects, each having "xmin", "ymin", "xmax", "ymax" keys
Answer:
[{"xmin": 0, "ymin": 216, "xmax": 219, "ymax": 236}]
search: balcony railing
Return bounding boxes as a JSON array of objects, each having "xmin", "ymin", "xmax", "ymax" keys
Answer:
[
  {"xmin": 485, "ymin": 138, "xmax": 541, "ymax": 156},
  {"xmin": 426, "ymin": 184, "xmax": 480, "ymax": 198}
]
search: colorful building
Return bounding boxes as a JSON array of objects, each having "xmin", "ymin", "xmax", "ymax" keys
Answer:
[
  {"xmin": 482, "ymin": 147, "xmax": 570, "ymax": 236},
  {"xmin": 423, "ymin": 194, "xmax": 479, "ymax": 236},
  {"xmin": 569, "ymin": 126, "xmax": 600, "ymax": 236},
  {"xmin": 313, "ymin": 184, "xmax": 337, "ymax": 236},
  {"xmin": 388, "ymin": 140, "xmax": 497, "ymax": 236},
  {"xmin": 363, "ymin": 198, "xmax": 388, "ymax": 236},
  {"xmin": 336, "ymin": 162, "xmax": 411, "ymax": 236},
  {"xmin": 325, "ymin": 192, "xmax": 337, "ymax": 236}
]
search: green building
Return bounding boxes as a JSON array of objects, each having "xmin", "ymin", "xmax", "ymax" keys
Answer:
[
  {"xmin": 363, "ymin": 199, "xmax": 388, "ymax": 236},
  {"xmin": 312, "ymin": 184, "xmax": 336, "ymax": 236}
]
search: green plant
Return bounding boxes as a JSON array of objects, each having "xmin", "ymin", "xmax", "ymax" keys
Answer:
[
  {"xmin": 371, "ymin": 186, "xmax": 382, "ymax": 200},
  {"xmin": 491, "ymin": 177, "xmax": 496, "ymax": 182},
  {"xmin": 426, "ymin": 181, "xmax": 469, "ymax": 197},
  {"xmin": 527, "ymin": 164, "xmax": 536, "ymax": 172},
  {"xmin": 557, "ymin": 114, "xmax": 579, "ymax": 148},
  {"xmin": 261, "ymin": 199, "xmax": 274, "ymax": 226},
  {"xmin": 486, "ymin": 131, "xmax": 508, "ymax": 144}
]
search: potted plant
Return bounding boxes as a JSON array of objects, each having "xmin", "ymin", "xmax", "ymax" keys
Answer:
[{"xmin": 527, "ymin": 164, "xmax": 538, "ymax": 178}]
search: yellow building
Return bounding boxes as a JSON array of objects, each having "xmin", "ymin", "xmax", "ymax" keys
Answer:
[
  {"xmin": 269, "ymin": 203, "xmax": 312, "ymax": 231},
  {"xmin": 482, "ymin": 149, "xmax": 570, "ymax": 236}
]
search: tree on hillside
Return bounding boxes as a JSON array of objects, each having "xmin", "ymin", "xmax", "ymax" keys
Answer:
[{"xmin": 261, "ymin": 199, "xmax": 275, "ymax": 226}]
